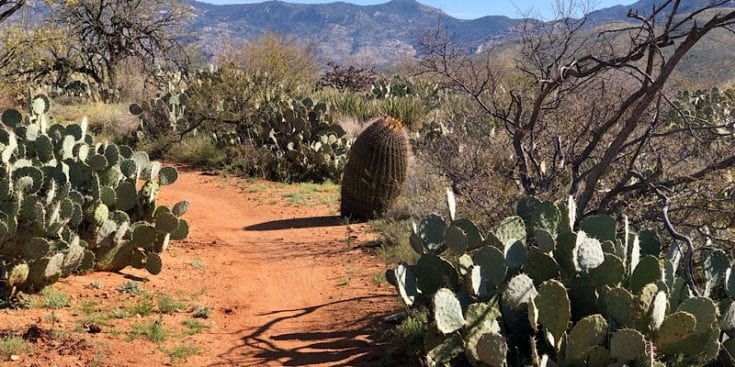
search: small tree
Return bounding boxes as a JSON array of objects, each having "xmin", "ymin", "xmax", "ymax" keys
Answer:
[
  {"xmin": 216, "ymin": 32, "xmax": 321, "ymax": 92},
  {"xmin": 42, "ymin": 0, "xmax": 189, "ymax": 99}
]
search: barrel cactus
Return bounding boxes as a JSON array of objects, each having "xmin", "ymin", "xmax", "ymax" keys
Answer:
[{"xmin": 340, "ymin": 116, "xmax": 408, "ymax": 219}]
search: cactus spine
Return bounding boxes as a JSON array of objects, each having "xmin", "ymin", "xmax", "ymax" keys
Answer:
[{"xmin": 340, "ymin": 116, "xmax": 408, "ymax": 219}]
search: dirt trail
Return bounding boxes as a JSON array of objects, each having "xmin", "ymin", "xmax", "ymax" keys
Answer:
[{"xmin": 0, "ymin": 170, "xmax": 397, "ymax": 367}]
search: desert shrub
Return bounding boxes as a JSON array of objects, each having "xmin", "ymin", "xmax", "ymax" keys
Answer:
[
  {"xmin": 386, "ymin": 194, "xmax": 735, "ymax": 365},
  {"xmin": 0, "ymin": 94, "xmax": 190, "ymax": 302},
  {"xmin": 319, "ymin": 60, "xmax": 378, "ymax": 92},
  {"xmin": 216, "ymin": 32, "xmax": 320, "ymax": 92},
  {"xmin": 164, "ymin": 134, "xmax": 226, "ymax": 168}
]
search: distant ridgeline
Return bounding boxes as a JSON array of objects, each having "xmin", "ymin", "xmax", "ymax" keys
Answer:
[{"xmin": 8, "ymin": 0, "xmax": 735, "ymax": 83}]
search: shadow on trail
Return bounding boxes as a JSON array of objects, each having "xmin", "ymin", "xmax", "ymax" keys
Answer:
[
  {"xmin": 243, "ymin": 216, "xmax": 365, "ymax": 231},
  {"xmin": 209, "ymin": 295, "xmax": 393, "ymax": 367}
]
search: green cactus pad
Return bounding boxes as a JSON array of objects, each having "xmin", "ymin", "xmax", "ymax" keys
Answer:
[
  {"xmin": 704, "ymin": 249, "xmax": 730, "ymax": 297},
  {"xmin": 533, "ymin": 228, "xmax": 556, "ymax": 252},
  {"xmin": 115, "ymin": 182, "xmax": 137, "ymax": 211},
  {"xmin": 721, "ymin": 301, "xmax": 735, "ymax": 337},
  {"xmin": 610, "ymin": 328, "xmax": 646, "ymax": 362},
  {"xmin": 504, "ymin": 239, "xmax": 527, "ymax": 269},
  {"xmin": 130, "ymin": 249, "xmax": 146, "ymax": 269},
  {"xmin": 629, "ymin": 256, "xmax": 662, "ymax": 294},
  {"xmin": 172, "ymin": 200, "xmax": 190, "ymax": 217},
  {"xmin": 23, "ymin": 238, "xmax": 51, "ymax": 259},
  {"xmin": 566, "ymin": 314, "xmax": 608, "ymax": 363},
  {"xmin": 589, "ymin": 254, "xmax": 625, "ymax": 288},
  {"xmin": 524, "ymin": 248, "xmax": 560, "ymax": 284},
  {"xmin": 392, "ymin": 263, "xmax": 418, "ymax": 306},
  {"xmin": 8, "ymin": 263, "xmax": 29, "ymax": 286},
  {"xmin": 573, "ymin": 231, "xmax": 605, "ymax": 272},
  {"xmin": 473, "ymin": 246, "xmax": 507, "ymax": 283},
  {"xmin": 530, "ymin": 201, "xmax": 561, "ymax": 235},
  {"xmin": 678, "ymin": 297, "xmax": 718, "ymax": 334},
  {"xmin": 445, "ymin": 224, "xmax": 468, "ymax": 254},
  {"xmin": 452, "ymin": 219, "xmax": 484, "ymax": 250},
  {"xmin": 170, "ymin": 219, "xmax": 189, "ymax": 241},
  {"xmin": 158, "ymin": 166, "xmax": 178, "ymax": 185},
  {"xmin": 131, "ymin": 224, "xmax": 157, "ymax": 246},
  {"xmin": 433, "ymin": 288, "xmax": 465, "ymax": 334},
  {"xmin": 727, "ymin": 267, "xmax": 735, "ymax": 298},
  {"xmin": 152, "ymin": 233, "xmax": 170, "ymax": 253},
  {"xmin": 100, "ymin": 186, "xmax": 116, "ymax": 207},
  {"xmin": 535, "ymin": 279, "xmax": 570, "ymax": 343},
  {"xmin": 31, "ymin": 95, "xmax": 50, "ymax": 115},
  {"xmin": 35, "ymin": 135, "xmax": 54, "ymax": 163},
  {"xmin": 87, "ymin": 154, "xmax": 108, "ymax": 171},
  {"xmin": 554, "ymin": 231, "xmax": 576, "ymax": 275},
  {"xmin": 495, "ymin": 216, "xmax": 526, "ymax": 245},
  {"xmin": 655, "ymin": 311, "xmax": 697, "ymax": 353},
  {"xmin": 425, "ymin": 333, "xmax": 463, "ymax": 366},
  {"xmin": 416, "ymin": 214, "xmax": 447, "ymax": 253},
  {"xmin": 145, "ymin": 253, "xmax": 163, "ymax": 275},
  {"xmin": 503, "ymin": 274, "xmax": 537, "ymax": 309},
  {"xmin": 1, "ymin": 109, "xmax": 21, "ymax": 128},
  {"xmin": 584, "ymin": 346, "xmax": 611, "ymax": 367},
  {"xmin": 155, "ymin": 212, "xmax": 179, "ymax": 233},
  {"xmin": 120, "ymin": 159, "xmax": 138, "ymax": 179},
  {"xmin": 650, "ymin": 290, "xmax": 668, "ymax": 331},
  {"xmin": 473, "ymin": 332, "xmax": 508, "ymax": 367},
  {"xmin": 415, "ymin": 253, "xmax": 457, "ymax": 296},
  {"xmin": 516, "ymin": 196, "xmax": 541, "ymax": 226},
  {"xmin": 580, "ymin": 215, "xmax": 616, "ymax": 243},
  {"xmin": 638, "ymin": 229, "xmax": 661, "ymax": 256},
  {"xmin": 14, "ymin": 166, "xmax": 44, "ymax": 193}
]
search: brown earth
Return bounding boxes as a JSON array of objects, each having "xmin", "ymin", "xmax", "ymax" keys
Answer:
[{"xmin": 0, "ymin": 169, "xmax": 398, "ymax": 366}]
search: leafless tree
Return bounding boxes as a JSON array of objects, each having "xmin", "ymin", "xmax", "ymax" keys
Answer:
[
  {"xmin": 418, "ymin": 0, "xmax": 735, "ymax": 240},
  {"xmin": 0, "ymin": 0, "xmax": 23, "ymax": 24},
  {"xmin": 44, "ymin": 0, "xmax": 189, "ymax": 96}
]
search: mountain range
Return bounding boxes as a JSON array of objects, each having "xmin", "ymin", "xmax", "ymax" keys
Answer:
[{"xmin": 182, "ymin": 0, "xmax": 735, "ymax": 65}]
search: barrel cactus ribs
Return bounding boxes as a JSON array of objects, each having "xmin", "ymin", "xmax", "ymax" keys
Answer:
[{"xmin": 340, "ymin": 116, "xmax": 408, "ymax": 220}]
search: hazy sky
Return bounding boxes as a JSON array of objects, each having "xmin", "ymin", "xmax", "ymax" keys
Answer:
[{"xmin": 199, "ymin": 0, "xmax": 638, "ymax": 19}]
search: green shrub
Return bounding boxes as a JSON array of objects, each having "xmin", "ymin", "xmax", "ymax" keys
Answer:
[{"xmin": 164, "ymin": 134, "xmax": 226, "ymax": 168}]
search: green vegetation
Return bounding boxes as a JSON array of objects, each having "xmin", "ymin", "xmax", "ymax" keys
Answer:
[
  {"xmin": 385, "ymin": 194, "xmax": 735, "ymax": 365},
  {"xmin": 189, "ymin": 258, "xmax": 207, "ymax": 270},
  {"xmin": 39, "ymin": 287, "xmax": 70, "ymax": 309},
  {"xmin": 0, "ymin": 336, "xmax": 30, "ymax": 357},
  {"xmin": 340, "ymin": 116, "xmax": 408, "ymax": 219},
  {"xmin": 166, "ymin": 343, "xmax": 201, "ymax": 363},
  {"xmin": 181, "ymin": 319, "xmax": 208, "ymax": 335},
  {"xmin": 127, "ymin": 321, "xmax": 167, "ymax": 343},
  {"xmin": 0, "ymin": 95, "xmax": 190, "ymax": 302},
  {"xmin": 157, "ymin": 294, "xmax": 186, "ymax": 314}
]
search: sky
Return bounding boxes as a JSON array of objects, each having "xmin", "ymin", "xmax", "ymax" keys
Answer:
[{"xmin": 199, "ymin": 0, "xmax": 638, "ymax": 19}]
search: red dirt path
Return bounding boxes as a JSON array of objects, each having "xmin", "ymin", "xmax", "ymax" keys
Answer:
[{"xmin": 0, "ymin": 169, "xmax": 397, "ymax": 366}]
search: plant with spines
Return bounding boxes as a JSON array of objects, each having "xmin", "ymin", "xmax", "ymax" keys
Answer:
[
  {"xmin": 386, "ymin": 193, "xmax": 735, "ymax": 366},
  {"xmin": 0, "ymin": 94, "xmax": 190, "ymax": 301},
  {"xmin": 129, "ymin": 69, "xmax": 190, "ymax": 141},
  {"xmin": 340, "ymin": 116, "xmax": 408, "ymax": 220},
  {"xmin": 254, "ymin": 96, "xmax": 352, "ymax": 182}
]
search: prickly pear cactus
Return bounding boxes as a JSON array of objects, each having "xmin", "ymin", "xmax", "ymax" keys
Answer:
[
  {"xmin": 386, "ymin": 194, "xmax": 735, "ymax": 366},
  {"xmin": 340, "ymin": 116, "xmax": 408, "ymax": 219},
  {"xmin": 0, "ymin": 95, "xmax": 190, "ymax": 300}
]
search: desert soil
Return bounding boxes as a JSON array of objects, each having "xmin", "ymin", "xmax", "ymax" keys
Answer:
[{"xmin": 0, "ymin": 169, "xmax": 397, "ymax": 366}]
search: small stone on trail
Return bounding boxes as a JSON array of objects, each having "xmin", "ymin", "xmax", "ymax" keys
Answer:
[{"xmin": 10, "ymin": 355, "xmax": 19, "ymax": 361}]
